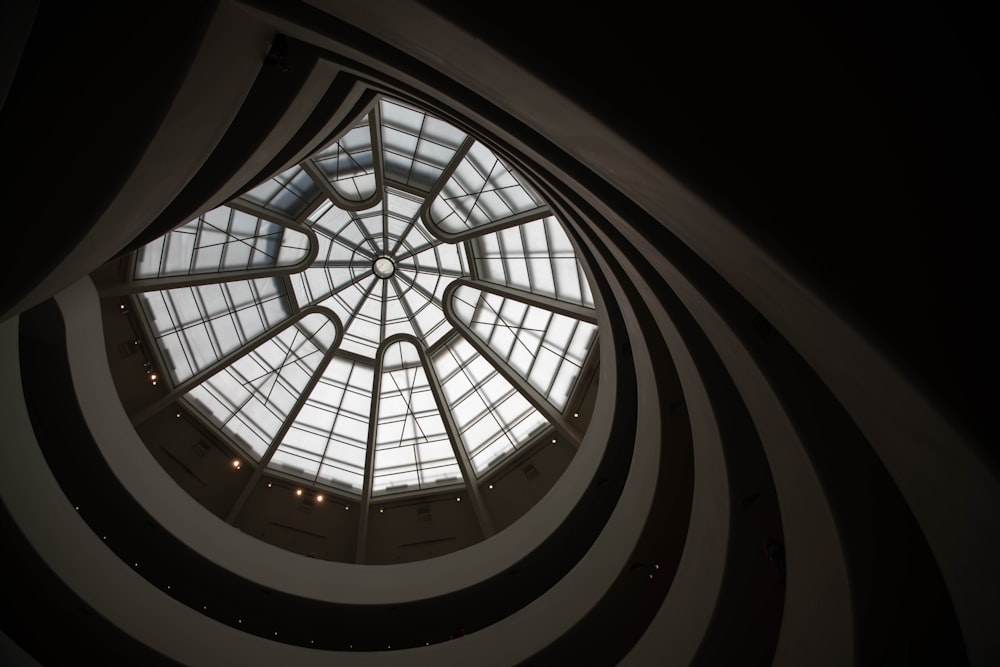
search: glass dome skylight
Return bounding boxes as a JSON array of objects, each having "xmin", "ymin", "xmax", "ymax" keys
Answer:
[{"xmin": 130, "ymin": 96, "xmax": 597, "ymax": 500}]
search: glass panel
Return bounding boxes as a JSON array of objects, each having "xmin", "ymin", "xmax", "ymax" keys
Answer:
[
  {"xmin": 240, "ymin": 164, "xmax": 320, "ymax": 219},
  {"xmin": 311, "ymin": 112, "xmax": 378, "ymax": 203},
  {"xmin": 270, "ymin": 355, "xmax": 374, "ymax": 494},
  {"xmin": 379, "ymin": 98, "xmax": 467, "ymax": 192},
  {"xmin": 321, "ymin": 275, "xmax": 381, "ymax": 358},
  {"xmin": 373, "ymin": 341, "xmax": 461, "ymax": 495},
  {"xmin": 291, "ymin": 200, "xmax": 376, "ymax": 306},
  {"xmin": 451, "ymin": 284, "xmax": 597, "ymax": 410},
  {"xmin": 138, "ymin": 278, "xmax": 290, "ymax": 384},
  {"xmin": 183, "ymin": 313, "xmax": 338, "ymax": 460},
  {"xmin": 431, "ymin": 336, "xmax": 549, "ymax": 475},
  {"xmin": 427, "ymin": 140, "xmax": 543, "ymax": 235},
  {"xmin": 471, "ymin": 215, "xmax": 593, "ymax": 307},
  {"xmin": 134, "ymin": 206, "xmax": 310, "ymax": 280},
  {"xmin": 130, "ymin": 94, "xmax": 596, "ymax": 498},
  {"xmin": 298, "ymin": 187, "xmax": 466, "ymax": 358}
]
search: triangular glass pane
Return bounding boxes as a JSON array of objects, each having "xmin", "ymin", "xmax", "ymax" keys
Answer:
[
  {"xmin": 321, "ymin": 275, "xmax": 380, "ymax": 357},
  {"xmin": 270, "ymin": 355, "xmax": 374, "ymax": 494},
  {"xmin": 134, "ymin": 206, "xmax": 310, "ymax": 280},
  {"xmin": 470, "ymin": 215, "xmax": 593, "ymax": 307},
  {"xmin": 430, "ymin": 336, "xmax": 549, "ymax": 475},
  {"xmin": 138, "ymin": 278, "xmax": 290, "ymax": 383},
  {"xmin": 240, "ymin": 164, "xmax": 320, "ymax": 219},
  {"xmin": 311, "ymin": 113, "xmax": 378, "ymax": 203},
  {"xmin": 373, "ymin": 341, "xmax": 462, "ymax": 495},
  {"xmin": 183, "ymin": 312, "xmax": 338, "ymax": 460},
  {"xmin": 427, "ymin": 140, "xmax": 543, "ymax": 235},
  {"xmin": 451, "ymin": 284, "xmax": 596, "ymax": 410},
  {"xmin": 379, "ymin": 98, "xmax": 467, "ymax": 192}
]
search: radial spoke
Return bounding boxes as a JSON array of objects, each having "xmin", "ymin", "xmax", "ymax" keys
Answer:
[
  {"xmin": 422, "ymin": 347, "xmax": 494, "ymax": 537},
  {"xmin": 305, "ymin": 259, "xmax": 357, "ymax": 269},
  {"xmin": 342, "ymin": 276, "xmax": 379, "ymax": 331},
  {"xmin": 126, "ymin": 92, "xmax": 598, "ymax": 526},
  {"xmin": 225, "ymin": 341, "xmax": 341, "ymax": 523},
  {"xmin": 452, "ymin": 277, "xmax": 597, "ymax": 322},
  {"xmin": 392, "ymin": 269, "xmax": 437, "ymax": 304},
  {"xmin": 389, "ymin": 136, "xmax": 474, "ymax": 253},
  {"xmin": 390, "ymin": 276, "xmax": 423, "ymax": 339}
]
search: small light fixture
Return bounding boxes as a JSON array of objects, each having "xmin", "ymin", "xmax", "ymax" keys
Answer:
[
  {"xmin": 488, "ymin": 484, "xmax": 494, "ymax": 490},
  {"xmin": 232, "ymin": 459, "xmax": 241, "ymax": 469},
  {"xmin": 379, "ymin": 507, "xmax": 384, "ymax": 513},
  {"xmin": 456, "ymin": 497, "xmax": 461, "ymax": 502},
  {"xmin": 295, "ymin": 489, "xmax": 303, "ymax": 496},
  {"xmin": 134, "ymin": 562, "xmax": 138, "ymax": 567},
  {"xmin": 344, "ymin": 505, "xmax": 349, "ymax": 510},
  {"xmin": 551, "ymin": 438, "xmax": 557, "ymax": 444},
  {"xmin": 238, "ymin": 619, "xmax": 242, "ymax": 624},
  {"xmin": 316, "ymin": 494, "xmax": 324, "ymax": 502},
  {"xmin": 267, "ymin": 482, "xmax": 272, "ymax": 488},
  {"xmin": 74, "ymin": 506, "xmax": 79, "ymax": 510},
  {"xmin": 149, "ymin": 373, "xmax": 158, "ymax": 382},
  {"xmin": 573, "ymin": 412, "xmax": 579, "ymax": 418}
]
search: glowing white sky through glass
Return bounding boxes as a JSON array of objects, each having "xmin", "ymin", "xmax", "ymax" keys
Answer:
[{"xmin": 132, "ymin": 95, "xmax": 597, "ymax": 497}]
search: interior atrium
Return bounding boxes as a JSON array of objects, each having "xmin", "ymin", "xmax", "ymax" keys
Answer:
[{"xmin": 1, "ymin": 2, "xmax": 995, "ymax": 666}]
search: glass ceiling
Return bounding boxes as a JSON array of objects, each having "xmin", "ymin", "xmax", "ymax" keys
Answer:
[{"xmin": 132, "ymin": 96, "xmax": 597, "ymax": 499}]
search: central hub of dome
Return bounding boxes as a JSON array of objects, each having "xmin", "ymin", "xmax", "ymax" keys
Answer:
[{"xmin": 372, "ymin": 256, "xmax": 395, "ymax": 279}]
